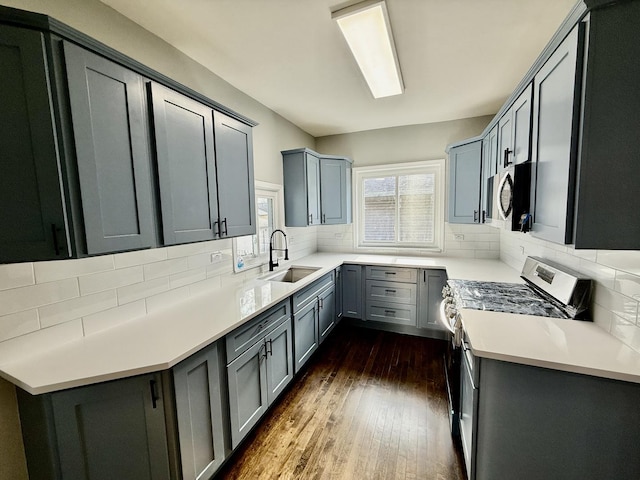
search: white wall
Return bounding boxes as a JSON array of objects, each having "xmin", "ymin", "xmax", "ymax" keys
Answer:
[{"xmin": 315, "ymin": 116, "xmax": 498, "ymax": 258}]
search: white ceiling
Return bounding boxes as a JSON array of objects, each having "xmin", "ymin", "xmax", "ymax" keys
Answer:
[{"xmin": 100, "ymin": 0, "xmax": 577, "ymax": 137}]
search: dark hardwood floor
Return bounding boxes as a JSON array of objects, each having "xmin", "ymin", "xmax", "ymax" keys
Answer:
[{"xmin": 216, "ymin": 324, "xmax": 466, "ymax": 480}]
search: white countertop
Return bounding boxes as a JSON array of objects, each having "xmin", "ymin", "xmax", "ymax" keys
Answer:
[{"xmin": 1, "ymin": 253, "xmax": 639, "ymax": 394}]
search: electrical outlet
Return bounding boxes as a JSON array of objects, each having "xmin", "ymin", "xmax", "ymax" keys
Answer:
[
  {"xmin": 519, "ymin": 246, "xmax": 525, "ymax": 255},
  {"xmin": 454, "ymin": 234, "xmax": 464, "ymax": 241},
  {"xmin": 210, "ymin": 252, "xmax": 223, "ymax": 263}
]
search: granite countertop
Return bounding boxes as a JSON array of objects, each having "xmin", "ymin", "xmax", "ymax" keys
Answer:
[{"xmin": 1, "ymin": 253, "xmax": 638, "ymax": 394}]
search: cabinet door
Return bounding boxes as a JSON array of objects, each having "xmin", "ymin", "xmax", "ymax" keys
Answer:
[
  {"xmin": 418, "ymin": 269, "xmax": 448, "ymax": 330},
  {"xmin": 342, "ymin": 264, "xmax": 363, "ymax": 319},
  {"xmin": 213, "ymin": 110, "xmax": 256, "ymax": 237},
  {"xmin": 51, "ymin": 374, "xmax": 171, "ymax": 480},
  {"xmin": 64, "ymin": 42, "xmax": 156, "ymax": 254},
  {"xmin": 150, "ymin": 83, "xmax": 219, "ymax": 245},
  {"xmin": 511, "ymin": 84, "xmax": 532, "ymax": 166},
  {"xmin": 530, "ymin": 26, "xmax": 581, "ymax": 244},
  {"xmin": 0, "ymin": 26, "xmax": 69, "ymax": 262},
  {"xmin": 318, "ymin": 285, "xmax": 336, "ymax": 344},
  {"xmin": 335, "ymin": 267, "xmax": 343, "ymax": 321},
  {"xmin": 448, "ymin": 140, "xmax": 482, "ymax": 224},
  {"xmin": 487, "ymin": 125, "xmax": 499, "ymax": 177},
  {"xmin": 481, "ymin": 136, "xmax": 491, "ymax": 222},
  {"xmin": 293, "ymin": 300, "xmax": 318, "ymax": 373},
  {"xmin": 306, "ymin": 152, "xmax": 322, "ymax": 225},
  {"xmin": 266, "ymin": 318, "xmax": 294, "ymax": 404},
  {"xmin": 173, "ymin": 342, "xmax": 226, "ymax": 480},
  {"xmin": 320, "ymin": 157, "xmax": 349, "ymax": 224},
  {"xmin": 227, "ymin": 339, "xmax": 268, "ymax": 449},
  {"xmin": 497, "ymin": 111, "xmax": 512, "ymax": 172}
]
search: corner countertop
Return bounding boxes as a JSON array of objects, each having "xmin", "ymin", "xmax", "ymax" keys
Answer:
[{"xmin": 1, "ymin": 253, "xmax": 638, "ymax": 394}]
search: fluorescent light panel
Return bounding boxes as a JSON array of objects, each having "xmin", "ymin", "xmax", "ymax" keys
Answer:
[{"xmin": 332, "ymin": 0, "xmax": 404, "ymax": 99}]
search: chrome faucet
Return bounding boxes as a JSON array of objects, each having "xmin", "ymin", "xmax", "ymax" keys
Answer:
[{"xmin": 269, "ymin": 229, "xmax": 289, "ymax": 271}]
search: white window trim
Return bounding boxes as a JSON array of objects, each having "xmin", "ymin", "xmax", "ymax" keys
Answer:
[
  {"xmin": 352, "ymin": 160, "xmax": 445, "ymax": 253},
  {"xmin": 232, "ymin": 180, "xmax": 284, "ymax": 272}
]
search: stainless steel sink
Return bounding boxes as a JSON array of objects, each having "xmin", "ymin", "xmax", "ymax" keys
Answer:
[{"xmin": 262, "ymin": 266, "xmax": 321, "ymax": 283}]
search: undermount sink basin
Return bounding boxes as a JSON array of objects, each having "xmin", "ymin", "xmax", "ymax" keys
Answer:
[{"xmin": 263, "ymin": 266, "xmax": 321, "ymax": 283}]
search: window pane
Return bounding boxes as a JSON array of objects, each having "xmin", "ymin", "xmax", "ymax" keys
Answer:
[
  {"xmin": 363, "ymin": 176, "xmax": 396, "ymax": 242},
  {"xmin": 256, "ymin": 196, "xmax": 273, "ymax": 255},
  {"xmin": 398, "ymin": 174, "xmax": 435, "ymax": 243}
]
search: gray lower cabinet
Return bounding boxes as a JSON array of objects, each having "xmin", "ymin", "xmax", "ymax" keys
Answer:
[
  {"xmin": 342, "ymin": 264, "xmax": 363, "ymax": 319},
  {"xmin": 18, "ymin": 374, "xmax": 173, "ymax": 480},
  {"xmin": 447, "ymin": 140, "xmax": 482, "ymax": 224},
  {"xmin": 172, "ymin": 341, "xmax": 227, "ymax": 479},
  {"xmin": 318, "ymin": 284, "xmax": 336, "ymax": 344},
  {"xmin": 293, "ymin": 300, "xmax": 319, "ymax": 372},
  {"xmin": 335, "ymin": 266, "xmax": 343, "ymax": 321},
  {"xmin": 364, "ymin": 266, "xmax": 418, "ymax": 327},
  {"xmin": 62, "ymin": 41, "xmax": 156, "ymax": 255},
  {"xmin": 226, "ymin": 302, "xmax": 293, "ymax": 449},
  {"xmin": 461, "ymin": 348, "xmax": 640, "ymax": 480},
  {"xmin": 530, "ymin": 25, "xmax": 582, "ymax": 245},
  {"xmin": 282, "ymin": 148, "xmax": 352, "ymax": 227},
  {"xmin": 417, "ymin": 268, "xmax": 448, "ymax": 332}
]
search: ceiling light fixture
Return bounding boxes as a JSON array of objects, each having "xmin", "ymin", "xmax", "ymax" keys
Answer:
[{"xmin": 332, "ymin": 0, "xmax": 404, "ymax": 99}]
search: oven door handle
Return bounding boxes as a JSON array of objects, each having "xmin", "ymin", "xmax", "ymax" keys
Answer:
[{"xmin": 438, "ymin": 299, "xmax": 456, "ymax": 335}]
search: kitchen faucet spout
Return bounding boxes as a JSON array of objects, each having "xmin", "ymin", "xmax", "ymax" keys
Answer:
[{"xmin": 269, "ymin": 229, "xmax": 288, "ymax": 271}]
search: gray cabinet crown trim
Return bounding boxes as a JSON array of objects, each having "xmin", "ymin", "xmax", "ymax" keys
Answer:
[{"xmin": 0, "ymin": 5, "xmax": 258, "ymax": 128}]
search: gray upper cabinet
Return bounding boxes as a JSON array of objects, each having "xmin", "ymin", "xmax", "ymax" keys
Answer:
[
  {"xmin": 498, "ymin": 84, "xmax": 532, "ymax": 170},
  {"xmin": 447, "ymin": 140, "xmax": 482, "ymax": 224},
  {"xmin": 63, "ymin": 41, "xmax": 156, "ymax": 254},
  {"xmin": 282, "ymin": 148, "xmax": 352, "ymax": 227},
  {"xmin": 173, "ymin": 341, "xmax": 227, "ymax": 480},
  {"xmin": 320, "ymin": 156, "xmax": 352, "ymax": 225},
  {"xmin": 530, "ymin": 25, "xmax": 582, "ymax": 244},
  {"xmin": 0, "ymin": 25, "xmax": 70, "ymax": 262},
  {"xmin": 150, "ymin": 83, "xmax": 219, "ymax": 245},
  {"xmin": 213, "ymin": 111, "xmax": 256, "ymax": 238},
  {"xmin": 0, "ymin": 9, "xmax": 257, "ymax": 263}
]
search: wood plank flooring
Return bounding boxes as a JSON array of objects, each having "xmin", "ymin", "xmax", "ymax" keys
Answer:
[{"xmin": 216, "ymin": 324, "xmax": 466, "ymax": 480}]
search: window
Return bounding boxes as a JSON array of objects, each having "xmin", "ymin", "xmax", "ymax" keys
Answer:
[
  {"xmin": 354, "ymin": 161, "xmax": 444, "ymax": 251},
  {"xmin": 232, "ymin": 182, "xmax": 283, "ymax": 272}
]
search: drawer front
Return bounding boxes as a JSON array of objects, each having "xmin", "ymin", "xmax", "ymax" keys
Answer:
[
  {"xmin": 365, "ymin": 302, "xmax": 417, "ymax": 326},
  {"xmin": 365, "ymin": 266, "xmax": 417, "ymax": 283},
  {"xmin": 292, "ymin": 271, "xmax": 335, "ymax": 313},
  {"xmin": 366, "ymin": 279, "xmax": 417, "ymax": 305},
  {"xmin": 226, "ymin": 300, "xmax": 289, "ymax": 364}
]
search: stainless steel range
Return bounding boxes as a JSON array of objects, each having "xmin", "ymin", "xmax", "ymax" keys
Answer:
[{"xmin": 439, "ymin": 256, "xmax": 592, "ymax": 440}]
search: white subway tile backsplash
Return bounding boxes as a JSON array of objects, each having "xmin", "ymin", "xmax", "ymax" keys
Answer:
[
  {"xmin": 592, "ymin": 303, "xmax": 613, "ymax": 333},
  {"xmin": 169, "ymin": 267, "xmax": 207, "ymax": 289},
  {"xmin": 0, "ymin": 310, "xmax": 40, "ymax": 342},
  {"xmin": 0, "ymin": 279, "xmax": 79, "ymax": 317},
  {"xmin": 166, "ymin": 239, "xmax": 228, "ymax": 259},
  {"xmin": 189, "ymin": 277, "xmax": 222, "ymax": 297},
  {"xmin": 82, "ymin": 301, "xmax": 146, "ymax": 336},
  {"xmin": 34, "ymin": 256, "xmax": 114, "ymax": 283},
  {"xmin": 145, "ymin": 287, "xmax": 190, "ymax": 313},
  {"xmin": 143, "ymin": 258, "xmax": 188, "ymax": 281},
  {"xmin": 38, "ymin": 290, "xmax": 117, "ymax": 328},
  {"xmin": 113, "ymin": 248, "xmax": 167, "ymax": 269},
  {"xmin": 614, "ymin": 271, "xmax": 640, "ymax": 301},
  {"xmin": 596, "ymin": 250, "xmax": 640, "ymax": 276},
  {"xmin": 610, "ymin": 315, "xmax": 640, "ymax": 352},
  {"xmin": 0, "ymin": 263, "xmax": 34, "ymax": 291},
  {"xmin": 79, "ymin": 266, "xmax": 144, "ymax": 295},
  {"xmin": 0, "ymin": 319, "xmax": 83, "ymax": 364},
  {"xmin": 117, "ymin": 278, "xmax": 169, "ymax": 305}
]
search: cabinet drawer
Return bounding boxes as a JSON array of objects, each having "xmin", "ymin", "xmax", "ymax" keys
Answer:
[
  {"xmin": 366, "ymin": 280, "xmax": 417, "ymax": 305},
  {"xmin": 226, "ymin": 300, "xmax": 289, "ymax": 364},
  {"xmin": 291, "ymin": 272, "xmax": 335, "ymax": 313},
  {"xmin": 365, "ymin": 266, "xmax": 417, "ymax": 283},
  {"xmin": 365, "ymin": 302, "xmax": 417, "ymax": 326}
]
